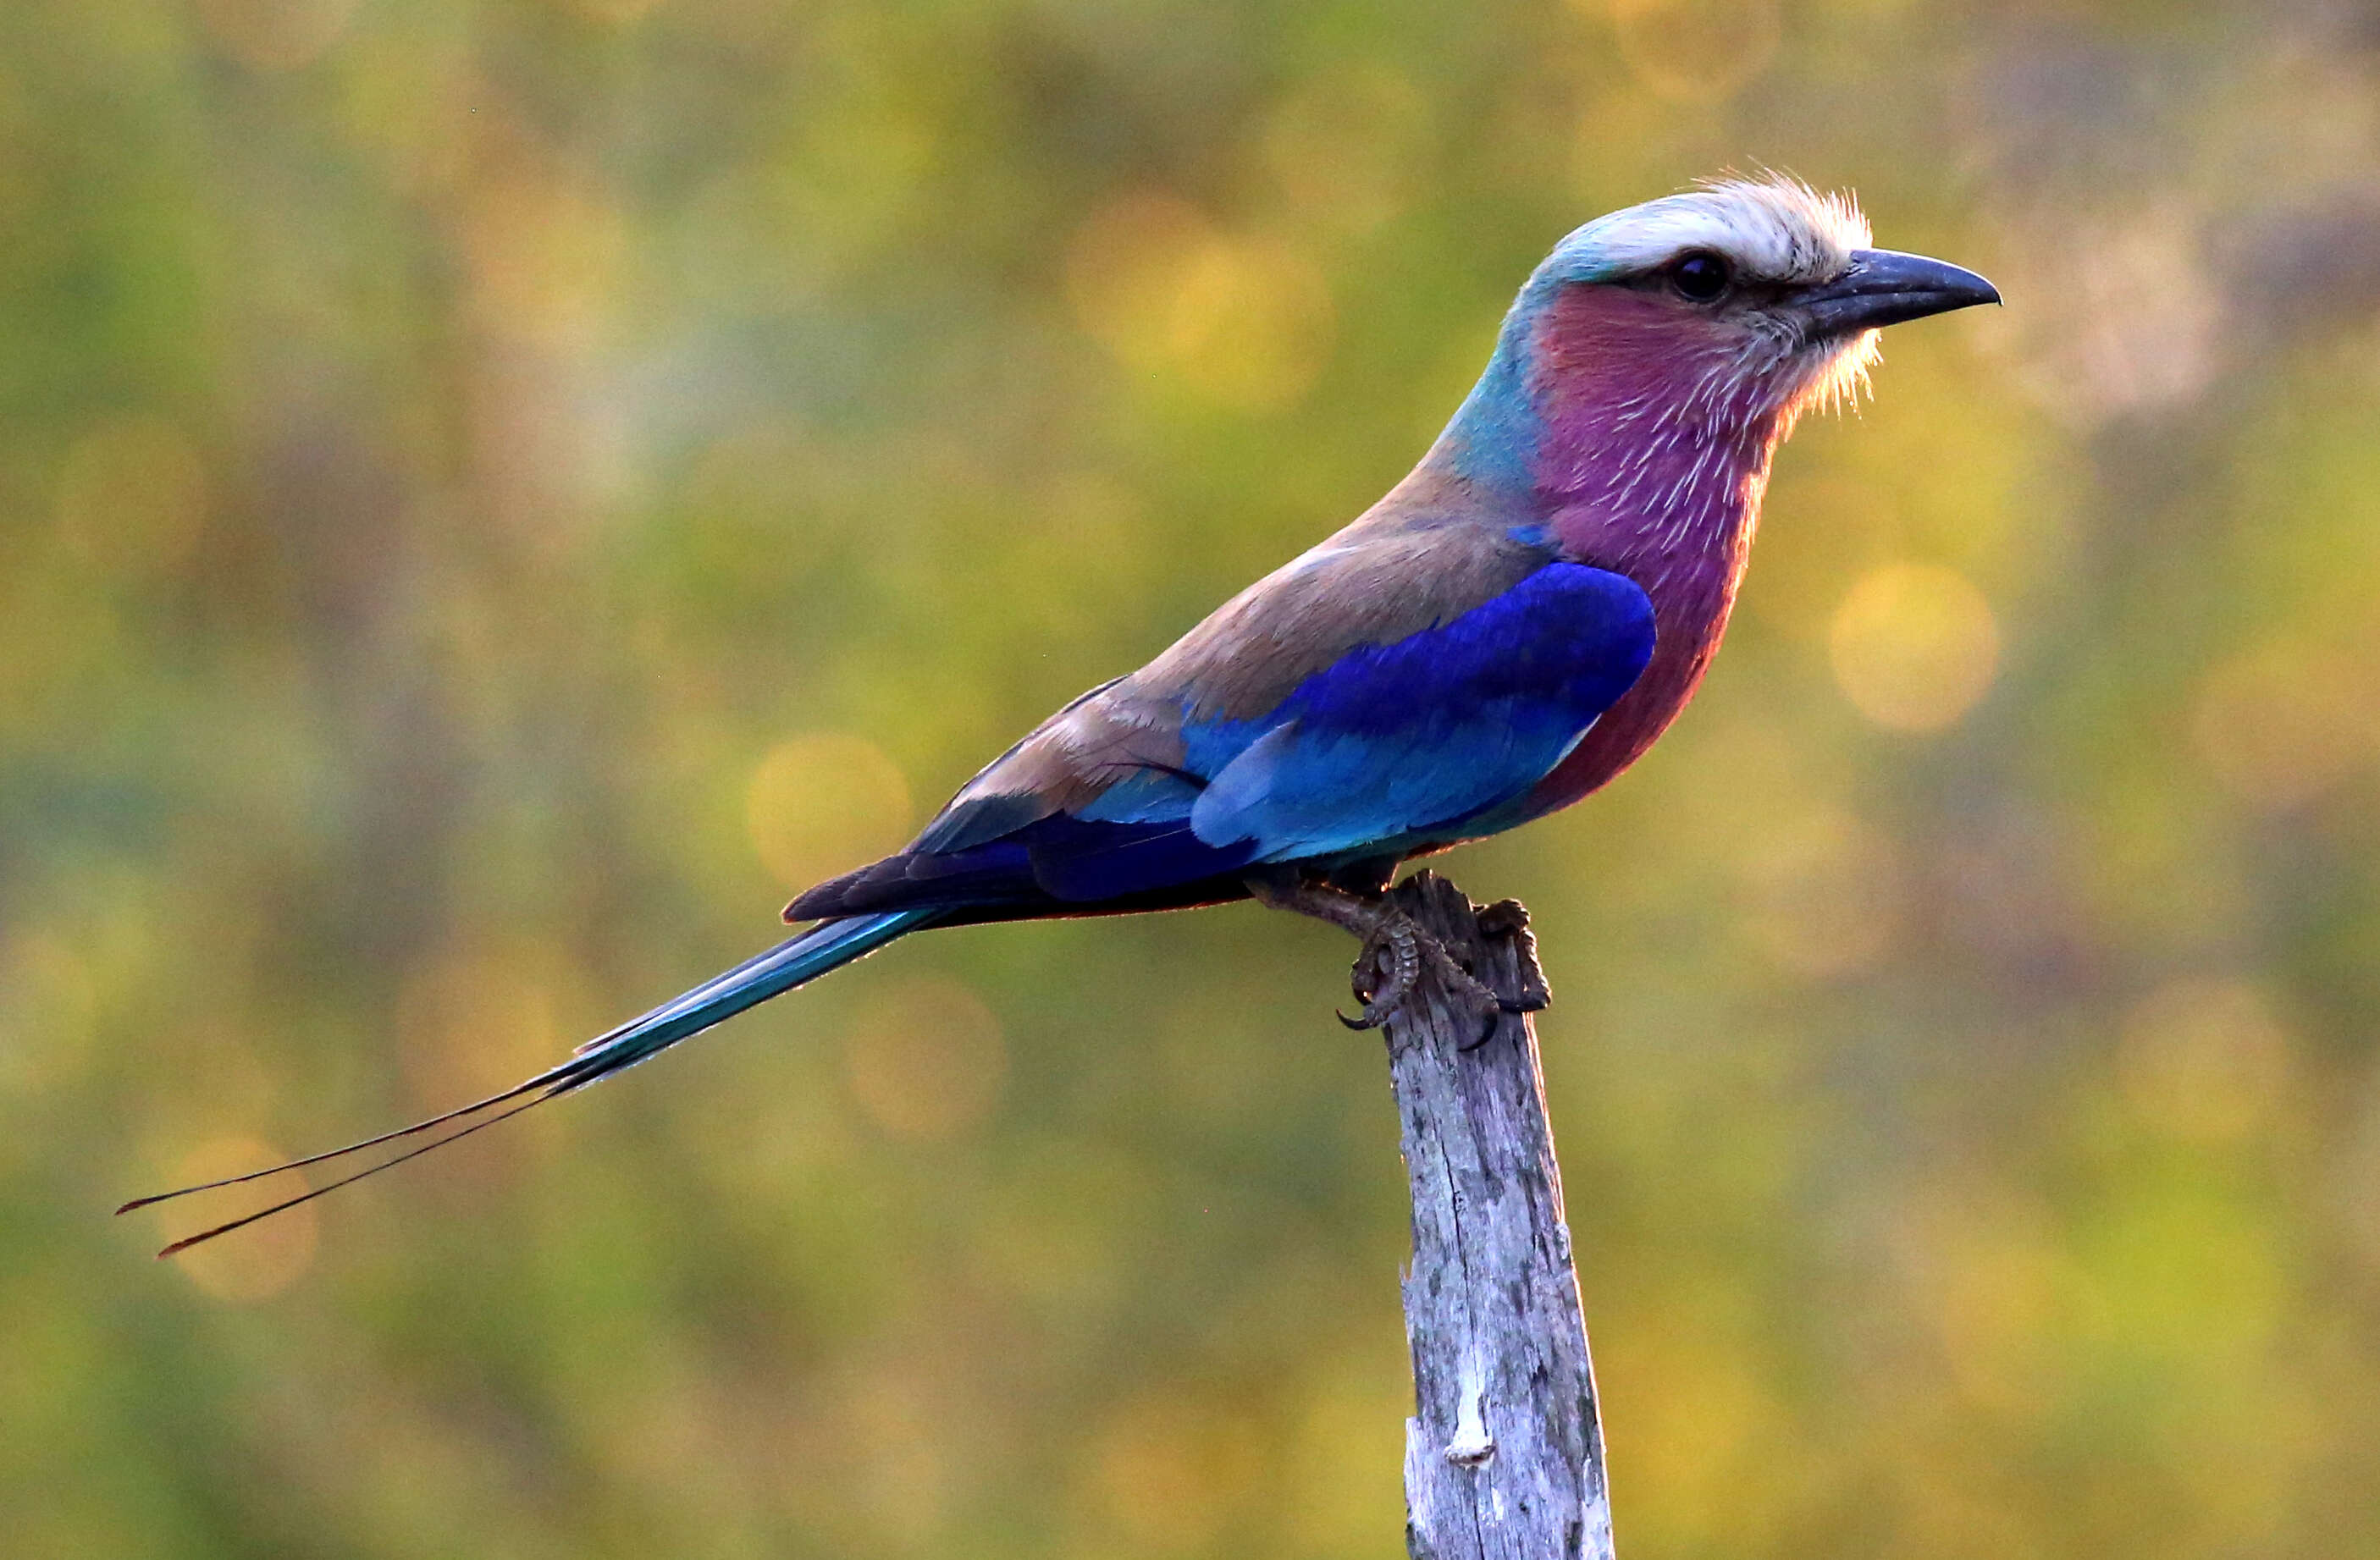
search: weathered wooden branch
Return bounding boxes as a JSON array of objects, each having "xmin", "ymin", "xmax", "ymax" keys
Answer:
[{"xmin": 1370, "ymin": 871, "xmax": 1614, "ymax": 1560}]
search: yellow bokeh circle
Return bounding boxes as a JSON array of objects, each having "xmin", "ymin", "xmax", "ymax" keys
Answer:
[
  {"xmin": 1828, "ymin": 564, "xmax": 2001, "ymax": 732},
  {"xmin": 842, "ymin": 976, "xmax": 1007, "ymax": 1142},
  {"xmin": 156, "ymin": 1138, "xmax": 319, "ymax": 1304},
  {"xmin": 1064, "ymin": 195, "xmax": 1336, "ymax": 411},
  {"xmin": 2117, "ymin": 978, "xmax": 2292, "ymax": 1142},
  {"xmin": 1604, "ymin": 0, "xmax": 1782, "ymax": 104},
  {"xmin": 747, "ymin": 733, "xmax": 914, "ymax": 894},
  {"xmin": 195, "ymin": 0, "xmax": 357, "ymax": 73},
  {"xmin": 53, "ymin": 414, "xmax": 209, "ymax": 576}
]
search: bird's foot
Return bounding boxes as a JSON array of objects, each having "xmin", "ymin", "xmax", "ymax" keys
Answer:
[
  {"xmin": 1248, "ymin": 870, "xmax": 1515, "ymax": 1040},
  {"xmin": 1341, "ymin": 921, "xmax": 1506, "ymax": 1042},
  {"xmin": 1344, "ymin": 897, "xmax": 1551, "ymax": 1045}
]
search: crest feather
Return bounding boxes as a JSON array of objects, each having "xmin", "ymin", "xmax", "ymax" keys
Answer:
[{"xmin": 1547, "ymin": 174, "xmax": 1870, "ymax": 287}]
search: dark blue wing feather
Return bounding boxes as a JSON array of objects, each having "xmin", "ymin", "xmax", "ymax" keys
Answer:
[{"xmin": 1183, "ymin": 562, "xmax": 1654, "ymax": 860}]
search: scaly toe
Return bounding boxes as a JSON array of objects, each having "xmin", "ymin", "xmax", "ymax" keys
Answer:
[
  {"xmin": 1477, "ymin": 899, "xmax": 1532, "ymax": 937},
  {"xmin": 1337, "ymin": 913, "xmax": 1427, "ymax": 1031},
  {"xmin": 1405, "ymin": 940, "xmax": 1508, "ymax": 1050},
  {"xmin": 1336, "ymin": 972, "xmax": 1415, "ymax": 1032},
  {"xmin": 1422, "ymin": 945, "xmax": 1499, "ymax": 1012}
]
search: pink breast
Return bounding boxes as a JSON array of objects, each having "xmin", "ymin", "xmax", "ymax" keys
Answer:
[
  {"xmin": 1521, "ymin": 576, "xmax": 1735, "ymax": 817},
  {"xmin": 1511, "ymin": 286, "xmax": 1790, "ymax": 820}
]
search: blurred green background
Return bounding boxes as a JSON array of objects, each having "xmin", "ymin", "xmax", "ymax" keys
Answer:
[{"xmin": 7, "ymin": 0, "xmax": 2380, "ymax": 1555}]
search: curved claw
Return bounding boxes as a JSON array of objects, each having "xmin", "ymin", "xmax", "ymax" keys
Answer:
[{"xmin": 1341, "ymin": 966, "xmax": 1417, "ymax": 1031}]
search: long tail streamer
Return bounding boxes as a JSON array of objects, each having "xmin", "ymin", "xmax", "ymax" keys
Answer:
[{"xmin": 117, "ymin": 911, "xmax": 936, "ymax": 1257}]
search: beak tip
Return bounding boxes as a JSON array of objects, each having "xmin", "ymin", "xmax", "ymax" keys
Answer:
[{"xmin": 1805, "ymin": 250, "xmax": 2003, "ymax": 333}]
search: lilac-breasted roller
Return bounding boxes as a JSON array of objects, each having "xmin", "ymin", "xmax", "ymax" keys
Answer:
[{"xmin": 129, "ymin": 177, "xmax": 1997, "ymax": 1249}]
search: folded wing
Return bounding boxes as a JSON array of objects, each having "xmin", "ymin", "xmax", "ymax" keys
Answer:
[{"xmin": 790, "ymin": 545, "xmax": 1654, "ymax": 922}]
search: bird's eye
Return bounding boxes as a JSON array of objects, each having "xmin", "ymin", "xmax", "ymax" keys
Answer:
[{"xmin": 1668, "ymin": 251, "xmax": 1732, "ymax": 303}]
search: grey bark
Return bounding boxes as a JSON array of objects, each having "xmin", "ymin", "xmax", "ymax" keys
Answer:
[{"xmin": 1371, "ymin": 871, "xmax": 1614, "ymax": 1560}]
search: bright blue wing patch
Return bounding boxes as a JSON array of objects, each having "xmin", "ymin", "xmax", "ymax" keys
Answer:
[
  {"xmin": 1183, "ymin": 561, "xmax": 1653, "ymax": 861},
  {"xmin": 793, "ymin": 561, "xmax": 1651, "ymax": 917}
]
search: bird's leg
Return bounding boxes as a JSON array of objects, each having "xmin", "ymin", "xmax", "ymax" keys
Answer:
[
  {"xmin": 1325, "ymin": 853, "xmax": 1400, "ymax": 898},
  {"xmin": 1246, "ymin": 869, "xmax": 1506, "ymax": 1034}
]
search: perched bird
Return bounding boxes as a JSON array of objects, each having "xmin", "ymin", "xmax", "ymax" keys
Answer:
[{"xmin": 127, "ymin": 176, "xmax": 1996, "ymax": 1252}]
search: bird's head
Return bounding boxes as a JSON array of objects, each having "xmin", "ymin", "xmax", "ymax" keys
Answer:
[
  {"xmin": 1527, "ymin": 175, "xmax": 1997, "ymax": 416},
  {"xmin": 1440, "ymin": 176, "xmax": 1998, "ymax": 497}
]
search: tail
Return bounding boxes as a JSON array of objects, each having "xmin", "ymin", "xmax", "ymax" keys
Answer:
[{"xmin": 117, "ymin": 910, "xmax": 937, "ymax": 1257}]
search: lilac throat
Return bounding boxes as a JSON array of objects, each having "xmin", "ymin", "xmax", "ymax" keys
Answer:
[{"xmin": 1510, "ymin": 288, "xmax": 1801, "ymax": 816}]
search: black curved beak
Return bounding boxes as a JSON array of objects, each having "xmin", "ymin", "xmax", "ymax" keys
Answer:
[{"xmin": 1797, "ymin": 248, "xmax": 2001, "ymax": 337}]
